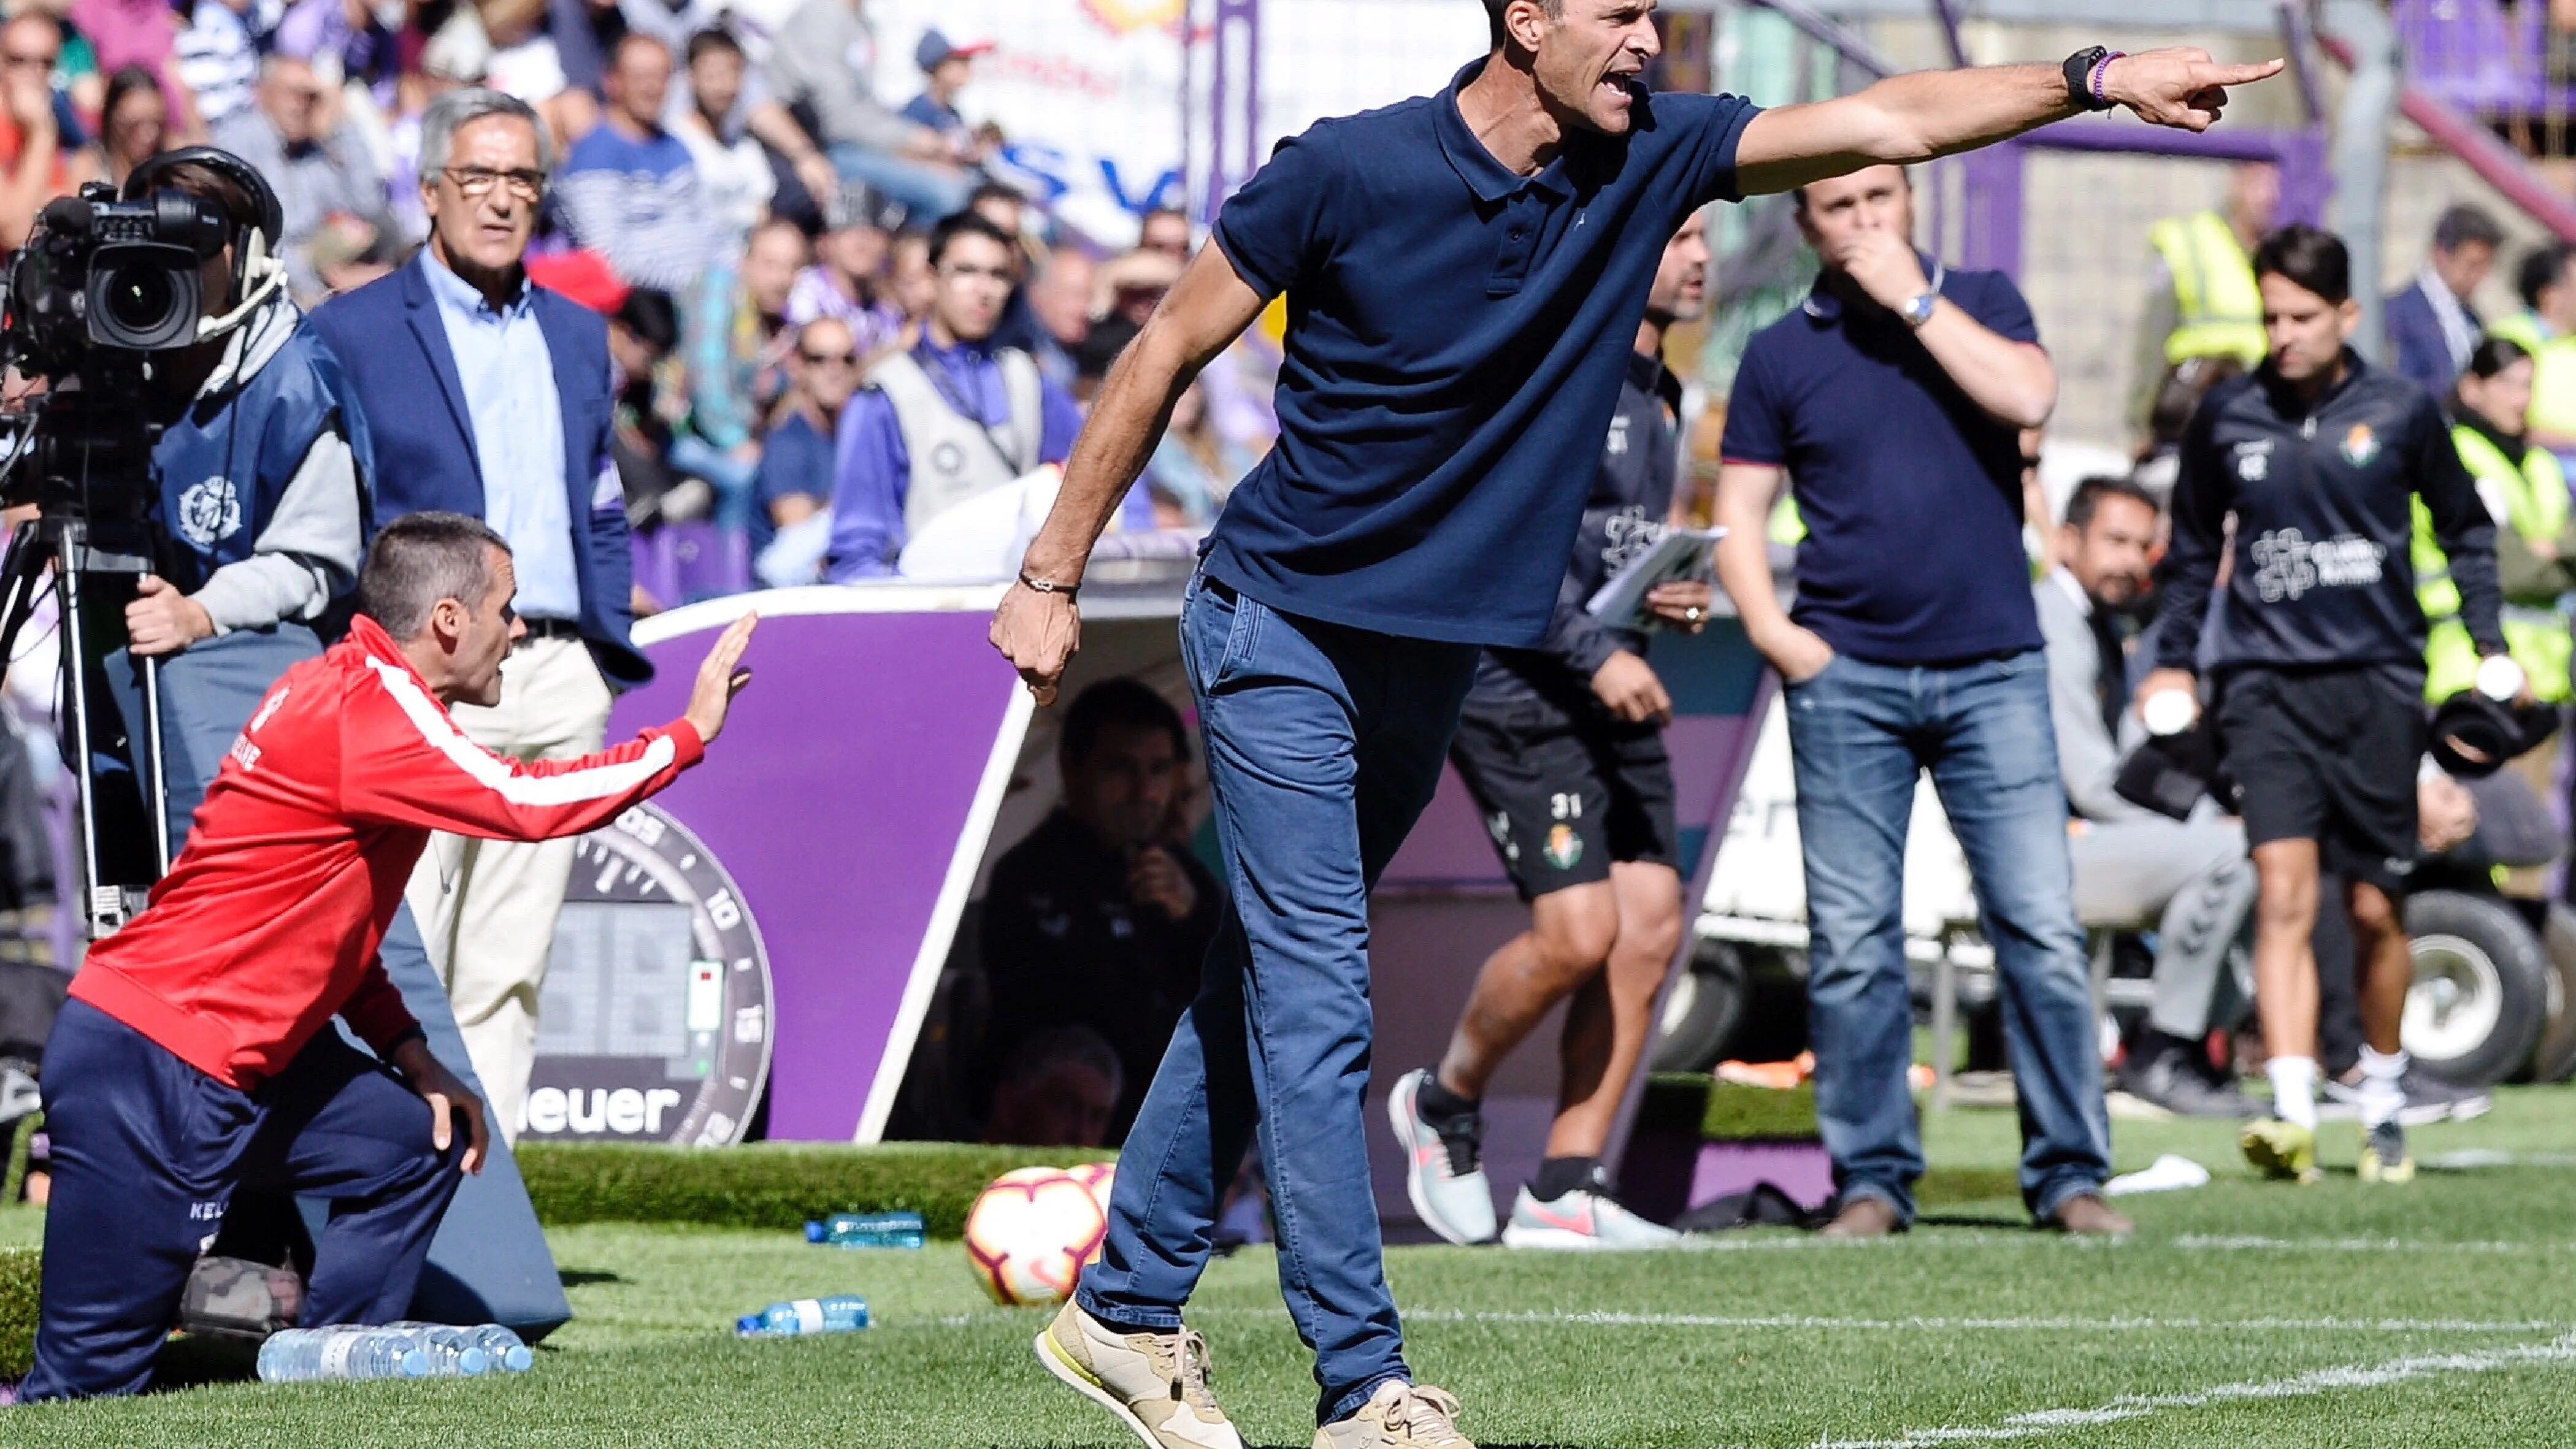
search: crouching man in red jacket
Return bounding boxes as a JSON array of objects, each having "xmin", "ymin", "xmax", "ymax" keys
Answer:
[{"xmin": 23, "ymin": 510, "xmax": 758, "ymax": 1399}]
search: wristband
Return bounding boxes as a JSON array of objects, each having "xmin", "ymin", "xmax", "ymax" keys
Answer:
[
  {"xmin": 2091, "ymin": 51, "xmax": 2125, "ymax": 110},
  {"xmin": 1018, "ymin": 569, "xmax": 1079, "ymax": 598}
]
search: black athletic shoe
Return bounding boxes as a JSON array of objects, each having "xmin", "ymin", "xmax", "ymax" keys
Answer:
[
  {"xmin": 2120, "ymin": 1042, "xmax": 2260, "ymax": 1118},
  {"xmin": 2320, "ymin": 1069, "xmax": 2491, "ymax": 1126}
]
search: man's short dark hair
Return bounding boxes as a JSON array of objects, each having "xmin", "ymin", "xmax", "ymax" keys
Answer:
[
  {"xmin": 1790, "ymin": 167, "xmax": 1911, "ymax": 215},
  {"xmin": 929, "ymin": 210, "xmax": 1016, "ymax": 269},
  {"xmin": 2466, "ymin": 332, "xmax": 2531, "ymax": 383},
  {"xmin": 614, "ymin": 286, "xmax": 679, "ymax": 353},
  {"xmin": 967, "ymin": 181, "xmax": 1025, "ymax": 216},
  {"xmin": 2518, "ymin": 242, "xmax": 2576, "ymax": 311},
  {"xmin": 1482, "ymin": 0, "xmax": 1562, "ymax": 50},
  {"xmin": 2064, "ymin": 475, "xmax": 2160, "ymax": 533},
  {"xmin": 358, "ymin": 511, "xmax": 511, "ymax": 638},
  {"xmin": 2252, "ymin": 224, "xmax": 2351, "ymax": 307},
  {"xmin": 683, "ymin": 25, "xmax": 742, "ymax": 67},
  {"xmin": 1060, "ymin": 678, "xmax": 1189, "ymax": 767},
  {"xmin": 2434, "ymin": 204, "xmax": 2505, "ymax": 256}
]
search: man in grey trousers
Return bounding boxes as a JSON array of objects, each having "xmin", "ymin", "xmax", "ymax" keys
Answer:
[{"xmin": 2039, "ymin": 475, "xmax": 2257, "ymax": 1117}]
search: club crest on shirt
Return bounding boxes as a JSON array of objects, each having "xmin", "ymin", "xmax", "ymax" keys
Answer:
[
  {"xmin": 1605, "ymin": 415, "xmax": 1631, "ymax": 457},
  {"xmin": 1544, "ymin": 824, "xmax": 1583, "ymax": 871},
  {"xmin": 175, "ymin": 476, "xmax": 242, "ymax": 547},
  {"xmin": 2233, "ymin": 439, "xmax": 2271, "ymax": 481},
  {"xmin": 2340, "ymin": 423, "xmax": 2380, "ymax": 468}
]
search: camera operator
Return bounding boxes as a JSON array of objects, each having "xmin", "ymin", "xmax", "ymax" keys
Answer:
[
  {"xmin": 81, "ymin": 148, "xmax": 370, "ymax": 844},
  {"xmin": 2139, "ymin": 225, "xmax": 2510, "ymax": 1187},
  {"xmin": 23, "ymin": 513, "xmax": 757, "ymax": 1400}
]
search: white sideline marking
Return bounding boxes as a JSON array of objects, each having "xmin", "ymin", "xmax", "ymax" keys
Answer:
[
  {"xmin": 2175, "ymin": 1234, "xmax": 2536, "ymax": 1253},
  {"xmin": 1809, "ymin": 1333, "xmax": 2576, "ymax": 1447},
  {"xmin": 2423, "ymin": 1149, "xmax": 2576, "ymax": 1170},
  {"xmin": 1400, "ymin": 1309, "xmax": 2563, "ymax": 1336}
]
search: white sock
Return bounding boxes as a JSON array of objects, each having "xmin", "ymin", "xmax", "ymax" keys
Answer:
[
  {"xmin": 2266, "ymin": 1055, "xmax": 2319, "ymax": 1130},
  {"xmin": 2358, "ymin": 1047, "xmax": 2410, "ymax": 1131}
]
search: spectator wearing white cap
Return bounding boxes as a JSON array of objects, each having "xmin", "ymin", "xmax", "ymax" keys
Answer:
[{"xmin": 786, "ymin": 182, "xmax": 907, "ymax": 359}]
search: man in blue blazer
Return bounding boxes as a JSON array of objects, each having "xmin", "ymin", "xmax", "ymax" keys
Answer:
[
  {"xmin": 311, "ymin": 85, "xmax": 646, "ymax": 1157},
  {"xmin": 2385, "ymin": 204, "xmax": 2504, "ymax": 397}
]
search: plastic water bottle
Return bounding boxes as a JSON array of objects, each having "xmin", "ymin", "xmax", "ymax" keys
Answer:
[
  {"xmin": 804, "ymin": 1210, "xmax": 926, "ymax": 1250},
  {"xmin": 384, "ymin": 1321, "xmax": 490, "ymax": 1376},
  {"xmin": 736, "ymin": 1295, "xmax": 869, "ymax": 1337},
  {"xmin": 256, "ymin": 1326, "xmax": 430, "ymax": 1382},
  {"xmin": 461, "ymin": 1323, "xmax": 535, "ymax": 1372}
]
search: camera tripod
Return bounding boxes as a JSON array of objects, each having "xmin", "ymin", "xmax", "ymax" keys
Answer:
[{"xmin": 0, "ymin": 512, "xmax": 171, "ymax": 938}]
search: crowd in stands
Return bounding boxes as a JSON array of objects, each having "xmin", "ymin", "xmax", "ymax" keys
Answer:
[{"xmin": 0, "ymin": 1, "xmax": 1278, "ymax": 611}]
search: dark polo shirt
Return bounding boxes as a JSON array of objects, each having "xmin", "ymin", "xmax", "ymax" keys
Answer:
[
  {"xmin": 1203, "ymin": 60, "xmax": 1760, "ymax": 646},
  {"xmin": 1721, "ymin": 261, "xmax": 2047, "ymax": 665}
]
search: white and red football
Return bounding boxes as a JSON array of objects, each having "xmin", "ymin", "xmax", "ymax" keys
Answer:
[{"xmin": 963, "ymin": 1166, "xmax": 1111, "ymax": 1306}]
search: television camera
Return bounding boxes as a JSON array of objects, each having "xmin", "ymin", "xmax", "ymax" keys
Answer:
[{"xmin": 0, "ymin": 150, "xmax": 287, "ymax": 936}]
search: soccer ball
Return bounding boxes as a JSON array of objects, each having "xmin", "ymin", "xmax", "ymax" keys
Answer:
[
  {"xmin": 964, "ymin": 1167, "xmax": 1110, "ymax": 1306},
  {"xmin": 1068, "ymin": 1160, "xmax": 1117, "ymax": 1211}
]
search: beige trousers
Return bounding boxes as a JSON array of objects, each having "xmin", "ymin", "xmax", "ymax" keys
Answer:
[{"xmin": 405, "ymin": 636, "xmax": 614, "ymax": 1144}]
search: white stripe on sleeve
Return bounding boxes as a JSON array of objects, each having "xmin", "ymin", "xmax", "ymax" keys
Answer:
[{"xmin": 365, "ymin": 660, "xmax": 673, "ymax": 806}]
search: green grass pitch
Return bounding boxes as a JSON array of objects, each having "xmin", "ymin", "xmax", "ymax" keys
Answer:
[{"xmin": 9, "ymin": 1090, "xmax": 2576, "ymax": 1447}]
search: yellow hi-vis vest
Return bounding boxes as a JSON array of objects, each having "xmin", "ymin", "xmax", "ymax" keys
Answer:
[
  {"xmin": 2149, "ymin": 211, "xmax": 2267, "ymax": 369},
  {"xmin": 2483, "ymin": 313, "xmax": 2576, "ymax": 441},
  {"xmin": 2413, "ymin": 422, "xmax": 2574, "ymax": 702}
]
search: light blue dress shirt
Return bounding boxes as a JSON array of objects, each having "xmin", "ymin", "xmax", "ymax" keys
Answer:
[{"xmin": 421, "ymin": 251, "xmax": 583, "ymax": 622}]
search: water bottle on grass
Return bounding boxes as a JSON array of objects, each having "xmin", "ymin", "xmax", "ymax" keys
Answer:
[
  {"xmin": 256, "ymin": 1326, "xmax": 428, "ymax": 1382},
  {"xmin": 805, "ymin": 1210, "xmax": 926, "ymax": 1249},
  {"xmin": 384, "ymin": 1322, "xmax": 490, "ymax": 1376},
  {"xmin": 462, "ymin": 1323, "xmax": 535, "ymax": 1372},
  {"xmin": 737, "ymin": 1295, "xmax": 869, "ymax": 1337}
]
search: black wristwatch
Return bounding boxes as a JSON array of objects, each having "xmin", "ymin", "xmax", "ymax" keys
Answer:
[{"xmin": 2064, "ymin": 47, "xmax": 2114, "ymax": 112}]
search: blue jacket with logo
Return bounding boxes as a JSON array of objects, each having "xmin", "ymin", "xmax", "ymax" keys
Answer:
[
  {"xmin": 2156, "ymin": 351, "xmax": 2501, "ymax": 679},
  {"xmin": 150, "ymin": 321, "xmax": 371, "ymax": 598}
]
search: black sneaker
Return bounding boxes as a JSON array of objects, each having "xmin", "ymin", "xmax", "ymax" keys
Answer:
[
  {"xmin": 2120, "ymin": 1042, "xmax": 2260, "ymax": 1118},
  {"xmin": 2320, "ymin": 1069, "xmax": 2491, "ymax": 1126}
]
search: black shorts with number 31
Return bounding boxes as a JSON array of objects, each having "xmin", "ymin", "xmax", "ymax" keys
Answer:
[{"xmin": 1447, "ymin": 688, "xmax": 1681, "ymax": 903}]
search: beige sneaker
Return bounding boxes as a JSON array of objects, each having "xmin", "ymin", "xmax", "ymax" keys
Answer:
[
  {"xmin": 1314, "ymin": 1380, "xmax": 1474, "ymax": 1448},
  {"xmin": 1035, "ymin": 1299, "xmax": 1244, "ymax": 1449}
]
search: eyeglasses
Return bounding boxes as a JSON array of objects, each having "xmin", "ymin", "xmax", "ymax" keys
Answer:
[
  {"xmin": 800, "ymin": 350, "xmax": 861, "ymax": 366},
  {"xmin": 442, "ymin": 166, "xmax": 548, "ymax": 202}
]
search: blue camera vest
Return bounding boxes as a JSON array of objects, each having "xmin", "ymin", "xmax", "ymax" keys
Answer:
[{"xmin": 148, "ymin": 325, "xmax": 374, "ymax": 594}]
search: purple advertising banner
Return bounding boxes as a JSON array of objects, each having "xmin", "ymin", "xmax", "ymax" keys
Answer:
[{"xmin": 607, "ymin": 588, "xmax": 1029, "ymax": 1141}]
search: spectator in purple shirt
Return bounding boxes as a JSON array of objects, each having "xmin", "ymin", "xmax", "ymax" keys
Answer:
[{"xmin": 825, "ymin": 212, "xmax": 1084, "ymax": 580}]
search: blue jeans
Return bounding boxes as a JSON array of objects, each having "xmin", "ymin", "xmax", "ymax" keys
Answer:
[
  {"xmin": 1077, "ymin": 575, "xmax": 1477, "ymax": 1426},
  {"xmin": 1784, "ymin": 649, "xmax": 2110, "ymax": 1222},
  {"xmin": 828, "ymin": 143, "xmax": 973, "ymax": 223}
]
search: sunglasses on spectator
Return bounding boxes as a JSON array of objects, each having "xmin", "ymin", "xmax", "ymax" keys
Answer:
[
  {"xmin": 800, "ymin": 350, "xmax": 861, "ymax": 366},
  {"xmin": 442, "ymin": 166, "xmax": 548, "ymax": 202}
]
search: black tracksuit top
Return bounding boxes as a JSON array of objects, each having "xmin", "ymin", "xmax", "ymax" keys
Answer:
[{"xmin": 2155, "ymin": 351, "xmax": 2504, "ymax": 680}]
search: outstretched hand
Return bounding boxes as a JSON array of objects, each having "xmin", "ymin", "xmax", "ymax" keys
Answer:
[
  {"xmin": 683, "ymin": 611, "xmax": 759, "ymax": 744},
  {"xmin": 2103, "ymin": 48, "xmax": 2287, "ymax": 133}
]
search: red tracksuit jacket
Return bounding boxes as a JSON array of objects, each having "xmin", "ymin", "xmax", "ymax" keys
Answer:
[{"xmin": 68, "ymin": 615, "xmax": 705, "ymax": 1090}]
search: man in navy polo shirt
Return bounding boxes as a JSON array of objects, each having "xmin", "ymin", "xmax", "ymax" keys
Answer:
[
  {"xmin": 1713, "ymin": 162, "xmax": 2128, "ymax": 1243},
  {"xmin": 993, "ymin": 2, "xmax": 2275, "ymax": 1440}
]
